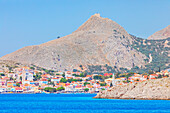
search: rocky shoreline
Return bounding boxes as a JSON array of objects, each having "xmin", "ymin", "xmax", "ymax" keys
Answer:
[
  {"xmin": 93, "ymin": 97, "xmax": 170, "ymax": 100},
  {"xmin": 94, "ymin": 77, "xmax": 170, "ymax": 100}
]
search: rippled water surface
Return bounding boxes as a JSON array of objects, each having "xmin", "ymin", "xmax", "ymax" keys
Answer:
[{"xmin": 0, "ymin": 94, "xmax": 169, "ymax": 113}]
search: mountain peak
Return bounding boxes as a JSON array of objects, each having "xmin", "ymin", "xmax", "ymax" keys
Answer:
[
  {"xmin": 148, "ymin": 25, "xmax": 170, "ymax": 40},
  {"xmin": 1, "ymin": 14, "xmax": 146, "ymax": 71},
  {"xmin": 74, "ymin": 13, "xmax": 129, "ymax": 38},
  {"xmin": 92, "ymin": 13, "xmax": 101, "ymax": 17}
]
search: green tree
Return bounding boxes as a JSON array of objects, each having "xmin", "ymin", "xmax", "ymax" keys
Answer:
[
  {"xmin": 84, "ymin": 82, "xmax": 90, "ymax": 86},
  {"xmin": 93, "ymin": 75, "xmax": 102, "ymax": 80},
  {"xmin": 10, "ymin": 77, "xmax": 13, "ymax": 80},
  {"xmin": 44, "ymin": 87, "xmax": 56, "ymax": 92},
  {"xmin": 84, "ymin": 88, "xmax": 89, "ymax": 92},
  {"xmin": 110, "ymin": 83, "xmax": 113, "ymax": 87},
  {"xmin": 56, "ymin": 87, "xmax": 65, "ymax": 91},
  {"xmin": 0, "ymin": 73, "xmax": 5, "ymax": 76},
  {"xmin": 60, "ymin": 78, "xmax": 67, "ymax": 83},
  {"xmin": 100, "ymin": 83, "xmax": 106, "ymax": 86},
  {"xmin": 16, "ymin": 83, "xmax": 20, "ymax": 87},
  {"xmin": 62, "ymin": 73, "xmax": 65, "ymax": 78},
  {"xmin": 33, "ymin": 75, "xmax": 37, "ymax": 81},
  {"xmin": 158, "ymin": 74, "xmax": 162, "ymax": 78},
  {"xmin": 72, "ymin": 74, "xmax": 78, "ymax": 77},
  {"xmin": 30, "ymin": 67, "xmax": 35, "ymax": 70},
  {"xmin": 37, "ymin": 75, "xmax": 42, "ymax": 79},
  {"xmin": 126, "ymin": 80, "xmax": 131, "ymax": 83},
  {"xmin": 101, "ymin": 88, "xmax": 105, "ymax": 91},
  {"xmin": 48, "ymin": 82, "xmax": 55, "ymax": 86},
  {"xmin": 20, "ymin": 76, "xmax": 22, "ymax": 81},
  {"xmin": 48, "ymin": 78, "xmax": 51, "ymax": 82},
  {"xmin": 115, "ymin": 73, "xmax": 121, "ymax": 78},
  {"xmin": 80, "ymin": 73, "xmax": 85, "ymax": 77}
]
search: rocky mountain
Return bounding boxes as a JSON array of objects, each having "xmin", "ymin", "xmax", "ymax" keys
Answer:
[
  {"xmin": 0, "ymin": 60, "xmax": 32, "ymax": 72},
  {"xmin": 148, "ymin": 25, "xmax": 170, "ymax": 40},
  {"xmin": 0, "ymin": 60, "xmax": 22, "ymax": 70},
  {"xmin": 94, "ymin": 77, "xmax": 170, "ymax": 100},
  {"xmin": 0, "ymin": 14, "xmax": 147, "ymax": 71}
]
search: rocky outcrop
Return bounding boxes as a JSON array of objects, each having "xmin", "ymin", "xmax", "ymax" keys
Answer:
[
  {"xmin": 94, "ymin": 77, "xmax": 170, "ymax": 100},
  {"xmin": 0, "ymin": 14, "xmax": 147, "ymax": 71},
  {"xmin": 148, "ymin": 25, "xmax": 170, "ymax": 40}
]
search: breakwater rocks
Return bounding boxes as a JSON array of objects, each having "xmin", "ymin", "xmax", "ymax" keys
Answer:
[{"xmin": 94, "ymin": 77, "xmax": 170, "ymax": 100}]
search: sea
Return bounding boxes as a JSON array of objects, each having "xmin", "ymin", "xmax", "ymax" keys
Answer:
[{"xmin": 0, "ymin": 94, "xmax": 169, "ymax": 113}]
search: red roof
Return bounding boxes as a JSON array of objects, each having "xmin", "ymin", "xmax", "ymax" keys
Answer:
[
  {"xmin": 86, "ymin": 75, "xmax": 92, "ymax": 77},
  {"xmin": 150, "ymin": 74, "xmax": 158, "ymax": 76},
  {"xmin": 52, "ymin": 78, "xmax": 59, "ymax": 79},
  {"xmin": 104, "ymin": 73, "xmax": 113, "ymax": 76},
  {"xmin": 15, "ymin": 87, "xmax": 23, "ymax": 90},
  {"xmin": 143, "ymin": 75, "xmax": 148, "ymax": 78},
  {"xmin": 41, "ymin": 78, "xmax": 48, "ymax": 81}
]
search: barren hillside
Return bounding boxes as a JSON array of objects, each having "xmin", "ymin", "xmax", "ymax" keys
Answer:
[{"xmin": 1, "ymin": 14, "xmax": 147, "ymax": 71}]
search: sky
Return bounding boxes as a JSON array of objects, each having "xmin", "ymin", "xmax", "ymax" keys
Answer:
[{"xmin": 0, "ymin": 0, "xmax": 170, "ymax": 57}]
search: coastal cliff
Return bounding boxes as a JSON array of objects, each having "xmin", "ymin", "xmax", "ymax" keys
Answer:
[{"xmin": 94, "ymin": 77, "xmax": 170, "ymax": 100}]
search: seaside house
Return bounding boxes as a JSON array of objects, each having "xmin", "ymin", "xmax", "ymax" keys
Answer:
[
  {"xmin": 7, "ymin": 81, "xmax": 14, "ymax": 87},
  {"xmin": 149, "ymin": 74, "xmax": 158, "ymax": 79},
  {"xmin": 66, "ymin": 86, "xmax": 73, "ymax": 92},
  {"xmin": 30, "ymin": 81, "xmax": 35, "ymax": 85},
  {"xmin": 51, "ymin": 78, "xmax": 60, "ymax": 83},
  {"xmin": 82, "ymin": 75, "xmax": 92, "ymax": 81},
  {"xmin": 15, "ymin": 87, "xmax": 23, "ymax": 93},
  {"xmin": 41, "ymin": 74, "xmax": 49, "ymax": 78},
  {"xmin": 0, "ymin": 70, "xmax": 4, "ymax": 74},
  {"xmin": 8, "ymin": 73, "xmax": 17, "ymax": 79},
  {"xmin": 74, "ymin": 85, "xmax": 83, "ymax": 92},
  {"xmin": 129, "ymin": 74, "xmax": 143, "ymax": 82},
  {"xmin": 11, "ymin": 87, "xmax": 16, "ymax": 92},
  {"xmin": 16, "ymin": 73, "xmax": 22, "ymax": 82},
  {"xmin": 116, "ymin": 77, "xmax": 126, "ymax": 82},
  {"xmin": 59, "ymin": 83, "xmax": 66, "ymax": 87},
  {"xmin": 0, "ymin": 78, "xmax": 6, "ymax": 86},
  {"xmin": 105, "ymin": 78, "xmax": 113, "ymax": 85},
  {"xmin": 6, "ymin": 87, "xmax": 11, "ymax": 92},
  {"xmin": 25, "ymin": 72, "xmax": 33, "ymax": 81},
  {"xmin": 162, "ymin": 70, "xmax": 169, "ymax": 76},
  {"xmin": 143, "ymin": 75, "xmax": 148, "ymax": 80},
  {"xmin": 0, "ymin": 86, "xmax": 6, "ymax": 93},
  {"xmin": 31, "ymin": 86, "xmax": 41, "ymax": 93},
  {"xmin": 2, "ymin": 76, "xmax": 10, "ymax": 81},
  {"xmin": 23, "ymin": 80, "xmax": 30, "ymax": 85},
  {"xmin": 40, "ymin": 78, "xmax": 48, "ymax": 84}
]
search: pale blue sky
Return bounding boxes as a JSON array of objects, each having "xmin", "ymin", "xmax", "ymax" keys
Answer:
[{"xmin": 0, "ymin": 0, "xmax": 170, "ymax": 57}]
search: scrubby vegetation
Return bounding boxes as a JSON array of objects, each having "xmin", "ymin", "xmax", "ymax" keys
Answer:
[
  {"xmin": 44, "ymin": 87, "xmax": 65, "ymax": 92},
  {"xmin": 60, "ymin": 78, "xmax": 82, "ymax": 83},
  {"xmin": 87, "ymin": 64, "xmax": 116, "ymax": 74},
  {"xmin": 131, "ymin": 35, "xmax": 170, "ymax": 73},
  {"xmin": 86, "ymin": 36, "xmax": 170, "ymax": 74}
]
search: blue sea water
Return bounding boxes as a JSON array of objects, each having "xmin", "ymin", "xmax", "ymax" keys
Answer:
[{"xmin": 0, "ymin": 94, "xmax": 169, "ymax": 113}]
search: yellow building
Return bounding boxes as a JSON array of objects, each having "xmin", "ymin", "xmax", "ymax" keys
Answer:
[{"xmin": 7, "ymin": 82, "xmax": 13, "ymax": 87}]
